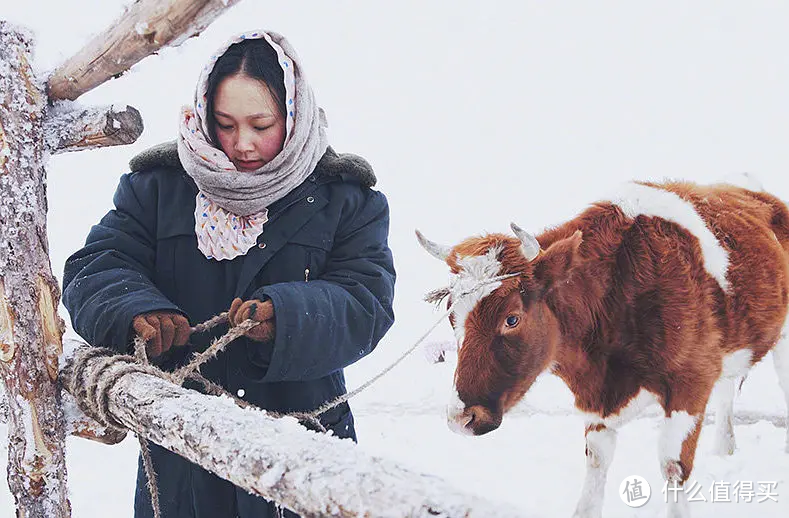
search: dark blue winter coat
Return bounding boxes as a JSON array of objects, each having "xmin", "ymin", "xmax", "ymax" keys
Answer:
[{"xmin": 62, "ymin": 145, "xmax": 396, "ymax": 518}]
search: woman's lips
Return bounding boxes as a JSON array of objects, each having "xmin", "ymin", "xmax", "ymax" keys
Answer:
[{"xmin": 236, "ymin": 159, "xmax": 264, "ymax": 170}]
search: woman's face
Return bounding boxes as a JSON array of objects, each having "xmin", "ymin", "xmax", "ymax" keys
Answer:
[{"xmin": 212, "ymin": 74, "xmax": 286, "ymax": 172}]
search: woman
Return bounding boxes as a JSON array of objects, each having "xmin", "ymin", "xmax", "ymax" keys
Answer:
[{"xmin": 62, "ymin": 30, "xmax": 396, "ymax": 518}]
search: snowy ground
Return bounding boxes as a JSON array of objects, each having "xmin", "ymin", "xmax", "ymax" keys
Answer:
[
  {"xmin": 3, "ymin": 0, "xmax": 789, "ymax": 516},
  {"xmin": 1, "ymin": 351, "xmax": 787, "ymax": 517}
]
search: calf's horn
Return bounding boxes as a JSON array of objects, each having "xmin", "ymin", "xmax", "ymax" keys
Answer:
[
  {"xmin": 415, "ymin": 230, "xmax": 451, "ymax": 261},
  {"xmin": 510, "ymin": 222, "xmax": 541, "ymax": 261}
]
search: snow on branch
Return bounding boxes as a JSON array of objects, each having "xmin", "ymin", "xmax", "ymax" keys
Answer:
[
  {"xmin": 61, "ymin": 338, "xmax": 528, "ymax": 518},
  {"xmin": 44, "ymin": 102, "xmax": 144, "ymax": 154},
  {"xmin": 47, "ymin": 0, "xmax": 244, "ymax": 101}
]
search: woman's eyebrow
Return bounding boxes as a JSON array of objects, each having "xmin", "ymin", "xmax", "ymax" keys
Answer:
[{"xmin": 214, "ymin": 110, "xmax": 276, "ymax": 119}]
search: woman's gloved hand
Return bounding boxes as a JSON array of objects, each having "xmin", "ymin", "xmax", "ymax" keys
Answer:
[
  {"xmin": 228, "ymin": 297, "xmax": 276, "ymax": 342},
  {"xmin": 132, "ymin": 311, "xmax": 191, "ymax": 358}
]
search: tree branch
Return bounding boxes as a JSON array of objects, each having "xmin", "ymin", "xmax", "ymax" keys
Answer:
[
  {"xmin": 47, "ymin": 0, "xmax": 244, "ymax": 101},
  {"xmin": 44, "ymin": 103, "xmax": 144, "ymax": 154}
]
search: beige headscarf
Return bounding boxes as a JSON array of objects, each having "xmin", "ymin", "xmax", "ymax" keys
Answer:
[{"xmin": 176, "ymin": 30, "xmax": 328, "ymax": 260}]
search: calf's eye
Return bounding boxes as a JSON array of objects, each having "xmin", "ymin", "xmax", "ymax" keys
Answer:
[{"xmin": 505, "ymin": 315, "xmax": 520, "ymax": 327}]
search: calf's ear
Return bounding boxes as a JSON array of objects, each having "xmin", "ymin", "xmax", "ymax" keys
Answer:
[{"xmin": 533, "ymin": 230, "xmax": 582, "ymax": 287}]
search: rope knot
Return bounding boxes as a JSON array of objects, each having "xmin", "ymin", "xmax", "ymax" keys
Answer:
[{"xmin": 67, "ymin": 346, "xmax": 171, "ymax": 433}]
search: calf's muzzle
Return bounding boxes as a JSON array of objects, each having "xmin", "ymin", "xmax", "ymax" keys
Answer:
[{"xmin": 447, "ymin": 404, "xmax": 501, "ymax": 436}]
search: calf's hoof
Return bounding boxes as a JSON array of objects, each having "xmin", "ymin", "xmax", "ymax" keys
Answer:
[{"xmin": 662, "ymin": 460, "xmax": 683, "ymax": 482}]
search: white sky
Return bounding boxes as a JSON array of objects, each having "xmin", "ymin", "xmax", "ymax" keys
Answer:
[{"xmin": 4, "ymin": 1, "xmax": 789, "ymax": 355}]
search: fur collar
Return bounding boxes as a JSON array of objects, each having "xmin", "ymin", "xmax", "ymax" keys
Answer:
[{"xmin": 128, "ymin": 140, "xmax": 377, "ymax": 187}]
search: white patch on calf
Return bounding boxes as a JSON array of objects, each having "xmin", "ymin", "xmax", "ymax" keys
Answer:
[
  {"xmin": 579, "ymin": 389, "xmax": 659, "ymax": 429},
  {"xmin": 449, "ymin": 246, "xmax": 505, "ymax": 346},
  {"xmin": 658, "ymin": 411, "xmax": 698, "ymax": 478},
  {"xmin": 720, "ymin": 348, "xmax": 753, "ymax": 379},
  {"xmin": 445, "ymin": 246, "xmax": 506, "ymax": 436},
  {"xmin": 448, "ymin": 387, "xmax": 465, "ymax": 415},
  {"xmin": 446, "ymin": 388, "xmax": 473, "ymax": 436},
  {"xmin": 610, "ymin": 182, "xmax": 730, "ymax": 292}
]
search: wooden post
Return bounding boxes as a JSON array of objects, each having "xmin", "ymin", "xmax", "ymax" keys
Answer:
[
  {"xmin": 0, "ymin": 22, "xmax": 71, "ymax": 517},
  {"xmin": 62, "ymin": 340, "xmax": 528, "ymax": 518},
  {"xmin": 1, "ymin": 2, "xmax": 245, "ymax": 514}
]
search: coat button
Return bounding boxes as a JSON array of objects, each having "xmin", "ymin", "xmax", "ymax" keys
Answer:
[
  {"xmin": 237, "ymin": 388, "xmax": 245, "ymax": 398},
  {"xmin": 258, "ymin": 242, "xmax": 266, "ymax": 249},
  {"xmin": 306, "ymin": 196, "xmax": 315, "ymax": 203}
]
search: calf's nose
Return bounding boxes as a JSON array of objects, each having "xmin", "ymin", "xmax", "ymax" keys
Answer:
[
  {"xmin": 447, "ymin": 404, "xmax": 501, "ymax": 436},
  {"xmin": 447, "ymin": 405, "xmax": 475, "ymax": 436}
]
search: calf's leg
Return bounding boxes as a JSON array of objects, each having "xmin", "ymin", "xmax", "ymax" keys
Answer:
[
  {"xmin": 572, "ymin": 424, "xmax": 617, "ymax": 518},
  {"xmin": 711, "ymin": 377, "xmax": 737, "ymax": 456},
  {"xmin": 712, "ymin": 348, "xmax": 753, "ymax": 455},
  {"xmin": 773, "ymin": 337, "xmax": 789, "ymax": 453},
  {"xmin": 659, "ymin": 410, "xmax": 703, "ymax": 518}
]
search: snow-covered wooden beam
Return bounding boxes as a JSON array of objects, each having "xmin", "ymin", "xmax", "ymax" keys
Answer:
[
  {"xmin": 0, "ymin": 388, "xmax": 127, "ymax": 445},
  {"xmin": 0, "ymin": 22, "xmax": 71, "ymax": 517},
  {"xmin": 61, "ymin": 339, "xmax": 527, "ymax": 518},
  {"xmin": 44, "ymin": 103, "xmax": 144, "ymax": 155},
  {"xmin": 47, "ymin": 0, "xmax": 244, "ymax": 101}
]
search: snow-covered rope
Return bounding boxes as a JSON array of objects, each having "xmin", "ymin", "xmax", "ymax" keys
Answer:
[{"xmin": 68, "ymin": 346, "xmax": 165, "ymax": 517}]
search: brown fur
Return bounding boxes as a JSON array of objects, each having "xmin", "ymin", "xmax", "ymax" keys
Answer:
[{"xmin": 442, "ymin": 180, "xmax": 789, "ymax": 482}]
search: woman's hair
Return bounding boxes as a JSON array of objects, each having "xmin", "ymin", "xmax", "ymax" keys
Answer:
[{"xmin": 205, "ymin": 38, "xmax": 287, "ymax": 145}]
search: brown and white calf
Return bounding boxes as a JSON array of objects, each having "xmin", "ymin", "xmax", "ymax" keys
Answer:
[{"xmin": 417, "ymin": 180, "xmax": 789, "ymax": 518}]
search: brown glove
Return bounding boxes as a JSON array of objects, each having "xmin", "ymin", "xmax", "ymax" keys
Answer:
[
  {"xmin": 228, "ymin": 297, "xmax": 276, "ymax": 342},
  {"xmin": 132, "ymin": 311, "xmax": 191, "ymax": 358}
]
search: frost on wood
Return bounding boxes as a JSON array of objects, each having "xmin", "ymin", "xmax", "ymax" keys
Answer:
[
  {"xmin": 0, "ymin": 383, "xmax": 127, "ymax": 446},
  {"xmin": 63, "ymin": 344, "xmax": 529, "ymax": 518},
  {"xmin": 44, "ymin": 101, "xmax": 144, "ymax": 154},
  {"xmin": 0, "ymin": 21, "xmax": 71, "ymax": 517},
  {"xmin": 0, "ymin": 337, "xmax": 127, "ymax": 446},
  {"xmin": 47, "ymin": 0, "xmax": 245, "ymax": 101}
]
